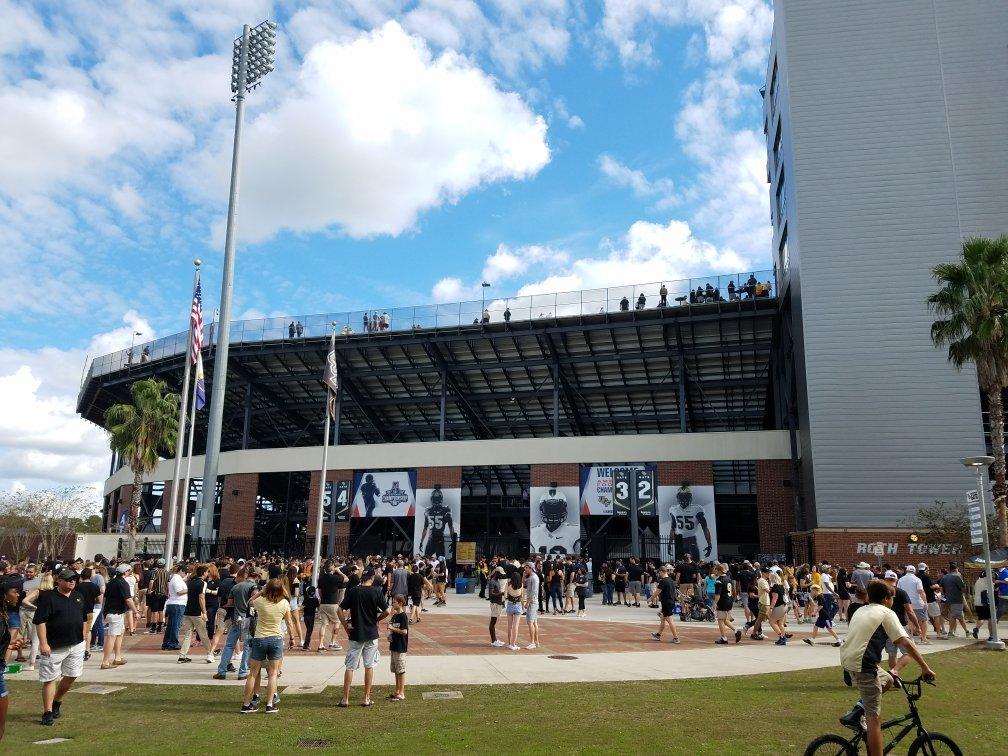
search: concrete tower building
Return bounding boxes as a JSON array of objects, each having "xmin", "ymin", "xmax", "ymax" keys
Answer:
[{"xmin": 766, "ymin": 0, "xmax": 1008, "ymax": 541}]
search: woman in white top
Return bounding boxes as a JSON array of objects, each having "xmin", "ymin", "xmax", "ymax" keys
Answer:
[{"xmin": 122, "ymin": 565, "xmax": 138, "ymax": 636}]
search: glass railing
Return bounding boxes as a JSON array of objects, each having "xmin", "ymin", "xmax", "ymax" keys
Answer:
[{"xmin": 81, "ymin": 270, "xmax": 775, "ymax": 387}]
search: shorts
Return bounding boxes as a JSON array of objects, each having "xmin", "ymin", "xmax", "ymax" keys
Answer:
[
  {"xmin": 147, "ymin": 593, "xmax": 167, "ymax": 612},
  {"xmin": 0, "ymin": 668, "xmax": 6, "ymax": 699},
  {"xmin": 105, "ymin": 613, "xmax": 125, "ymax": 637},
  {"xmin": 565, "ymin": 584, "xmax": 575, "ymax": 598},
  {"xmin": 215, "ymin": 607, "xmax": 230, "ymax": 632},
  {"xmin": 38, "ymin": 641, "xmax": 86, "ymax": 683},
  {"xmin": 390, "ymin": 651, "xmax": 407, "ymax": 675},
  {"xmin": 660, "ymin": 602, "xmax": 675, "ymax": 618},
  {"xmin": 506, "ymin": 601, "xmax": 522, "ymax": 616},
  {"xmin": 757, "ymin": 605, "xmax": 770, "ymax": 622},
  {"xmin": 345, "ymin": 639, "xmax": 379, "ymax": 670},
  {"xmin": 770, "ymin": 605, "xmax": 788, "ymax": 621},
  {"xmin": 885, "ymin": 628, "xmax": 909, "ymax": 657},
  {"xmin": 289, "ymin": 596, "xmax": 301, "ymax": 611},
  {"xmin": 975, "ymin": 604, "xmax": 991, "ymax": 620},
  {"xmin": 927, "ymin": 602, "xmax": 941, "ymax": 619},
  {"xmin": 853, "ymin": 668, "xmax": 894, "ymax": 717},
  {"xmin": 318, "ymin": 604, "xmax": 341, "ymax": 625},
  {"xmin": 913, "ymin": 606, "xmax": 928, "ymax": 624},
  {"xmin": 716, "ymin": 610, "xmax": 732, "ymax": 621},
  {"xmin": 526, "ymin": 605, "xmax": 538, "ymax": 623},
  {"xmin": 7, "ymin": 609, "xmax": 20, "ymax": 629},
  {"xmin": 947, "ymin": 603, "xmax": 964, "ymax": 619},
  {"xmin": 249, "ymin": 635, "xmax": 283, "ymax": 663},
  {"xmin": 489, "ymin": 602, "xmax": 502, "ymax": 618},
  {"xmin": 628, "ymin": 580, "xmax": 642, "ymax": 595}
]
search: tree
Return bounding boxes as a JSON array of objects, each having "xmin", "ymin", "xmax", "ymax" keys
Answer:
[
  {"xmin": 0, "ymin": 487, "xmax": 99, "ymax": 560},
  {"xmin": 929, "ymin": 234, "xmax": 1008, "ymax": 547},
  {"xmin": 0, "ymin": 492, "xmax": 35, "ymax": 560},
  {"xmin": 902, "ymin": 500, "xmax": 997, "ymax": 560},
  {"xmin": 104, "ymin": 378, "xmax": 179, "ymax": 559}
]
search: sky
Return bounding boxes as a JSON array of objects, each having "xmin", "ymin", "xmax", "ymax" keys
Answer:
[{"xmin": 0, "ymin": 0, "xmax": 775, "ymax": 503}]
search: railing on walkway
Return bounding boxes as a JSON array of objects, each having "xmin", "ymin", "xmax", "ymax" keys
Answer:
[{"xmin": 82, "ymin": 270, "xmax": 775, "ymax": 385}]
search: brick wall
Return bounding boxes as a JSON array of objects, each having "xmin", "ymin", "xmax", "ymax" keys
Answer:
[
  {"xmin": 756, "ymin": 459, "xmax": 795, "ymax": 554},
  {"xmin": 789, "ymin": 528, "xmax": 962, "ymax": 574},
  {"xmin": 307, "ymin": 469, "xmax": 353, "ymax": 544},
  {"xmin": 531, "ymin": 463, "xmax": 578, "ymax": 487},
  {"xmin": 417, "ymin": 466, "xmax": 462, "ymax": 489},
  {"xmin": 219, "ymin": 474, "xmax": 258, "ymax": 539},
  {"xmin": 656, "ymin": 461, "xmax": 713, "ymax": 486}
]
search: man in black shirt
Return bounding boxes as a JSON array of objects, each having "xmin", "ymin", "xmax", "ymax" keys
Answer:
[
  {"xmin": 648, "ymin": 565, "xmax": 681, "ymax": 643},
  {"xmin": 675, "ymin": 555, "xmax": 699, "ymax": 601},
  {"xmin": 179, "ymin": 564, "xmax": 213, "ymax": 665},
  {"xmin": 713, "ymin": 564, "xmax": 742, "ymax": 645},
  {"xmin": 33, "ymin": 569, "xmax": 88, "ymax": 726},
  {"xmin": 100, "ymin": 564, "xmax": 140, "ymax": 669},
  {"xmin": 736, "ymin": 561, "xmax": 756, "ymax": 626},
  {"xmin": 316, "ymin": 561, "xmax": 346, "ymax": 652},
  {"xmin": 337, "ymin": 568, "xmax": 389, "ymax": 707},
  {"xmin": 627, "ymin": 559, "xmax": 644, "ymax": 608}
]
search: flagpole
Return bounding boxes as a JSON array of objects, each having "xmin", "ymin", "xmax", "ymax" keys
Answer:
[
  {"xmin": 176, "ymin": 360, "xmax": 201, "ymax": 562},
  {"xmin": 311, "ymin": 322, "xmax": 338, "ymax": 588},
  {"xmin": 164, "ymin": 261, "xmax": 201, "ymax": 564}
]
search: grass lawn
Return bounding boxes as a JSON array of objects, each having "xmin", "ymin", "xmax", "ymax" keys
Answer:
[{"xmin": 3, "ymin": 646, "xmax": 1006, "ymax": 754}]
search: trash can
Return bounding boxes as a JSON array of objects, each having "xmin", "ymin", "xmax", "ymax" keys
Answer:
[{"xmin": 455, "ymin": 577, "xmax": 469, "ymax": 594}]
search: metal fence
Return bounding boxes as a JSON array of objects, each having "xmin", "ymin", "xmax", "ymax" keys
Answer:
[{"xmin": 82, "ymin": 270, "xmax": 776, "ymax": 385}]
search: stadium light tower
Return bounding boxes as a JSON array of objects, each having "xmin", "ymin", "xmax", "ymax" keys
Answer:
[{"xmin": 196, "ymin": 20, "xmax": 276, "ymax": 542}]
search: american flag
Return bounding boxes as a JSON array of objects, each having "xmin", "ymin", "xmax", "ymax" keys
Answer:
[{"xmin": 190, "ymin": 278, "xmax": 203, "ymax": 365}]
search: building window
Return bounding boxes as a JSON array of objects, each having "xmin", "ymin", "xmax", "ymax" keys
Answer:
[
  {"xmin": 779, "ymin": 228, "xmax": 789, "ymax": 277},
  {"xmin": 772, "ymin": 124, "xmax": 783, "ymax": 172},
  {"xmin": 768, "ymin": 61, "xmax": 779, "ymax": 120},
  {"xmin": 775, "ymin": 171, "xmax": 787, "ymax": 225}
]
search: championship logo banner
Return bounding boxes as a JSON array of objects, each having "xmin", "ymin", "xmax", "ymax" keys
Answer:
[
  {"xmin": 530, "ymin": 483, "xmax": 581, "ymax": 556},
  {"xmin": 351, "ymin": 470, "xmax": 417, "ymax": 518},
  {"xmin": 579, "ymin": 463, "xmax": 656, "ymax": 515},
  {"xmin": 413, "ymin": 485, "xmax": 461, "ymax": 560},
  {"xmin": 657, "ymin": 483, "xmax": 718, "ymax": 562}
]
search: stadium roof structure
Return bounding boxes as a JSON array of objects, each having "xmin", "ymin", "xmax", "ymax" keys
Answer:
[{"xmin": 78, "ymin": 273, "xmax": 782, "ymax": 491}]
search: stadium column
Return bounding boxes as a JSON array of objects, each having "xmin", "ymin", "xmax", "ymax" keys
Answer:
[
  {"xmin": 307, "ymin": 469, "xmax": 353, "ymax": 555},
  {"xmin": 159, "ymin": 482, "xmax": 173, "ymax": 533},
  {"xmin": 755, "ymin": 460, "xmax": 795, "ymax": 556},
  {"xmin": 218, "ymin": 474, "xmax": 257, "ymax": 542}
]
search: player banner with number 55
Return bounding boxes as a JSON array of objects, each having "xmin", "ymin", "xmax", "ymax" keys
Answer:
[{"xmin": 657, "ymin": 483, "xmax": 718, "ymax": 563}]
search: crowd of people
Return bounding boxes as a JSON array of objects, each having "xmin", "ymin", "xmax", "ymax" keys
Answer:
[{"xmin": 0, "ymin": 550, "xmax": 1005, "ymax": 739}]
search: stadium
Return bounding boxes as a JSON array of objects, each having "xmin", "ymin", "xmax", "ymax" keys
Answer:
[{"xmin": 77, "ymin": 271, "xmax": 808, "ymax": 565}]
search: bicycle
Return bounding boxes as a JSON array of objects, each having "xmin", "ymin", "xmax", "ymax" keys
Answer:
[{"xmin": 804, "ymin": 676, "xmax": 961, "ymax": 755}]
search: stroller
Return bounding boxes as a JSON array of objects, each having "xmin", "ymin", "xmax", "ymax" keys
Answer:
[{"xmin": 676, "ymin": 588, "xmax": 715, "ymax": 622}]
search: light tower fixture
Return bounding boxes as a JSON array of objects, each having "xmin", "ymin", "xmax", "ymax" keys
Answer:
[{"xmin": 196, "ymin": 20, "xmax": 277, "ymax": 544}]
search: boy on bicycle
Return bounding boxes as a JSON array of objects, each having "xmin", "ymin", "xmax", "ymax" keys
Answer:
[{"xmin": 839, "ymin": 579, "xmax": 935, "ymax": 756}]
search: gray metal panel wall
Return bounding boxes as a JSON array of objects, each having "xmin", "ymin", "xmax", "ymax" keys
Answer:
[{"xmin": 773, "ymin": 0, "xmax": 1007, "ymax": 526}]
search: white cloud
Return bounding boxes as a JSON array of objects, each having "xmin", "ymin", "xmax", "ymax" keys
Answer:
[
  {"xmin": 598, "ymin": 153, "xmax": 677, "ymax": 208},
  {"xmin": 0, "ymin": 311, "xmax": 156, "ymax": 491},
  {"xmin": 431, "ymin": 276, "xmax": 467, "ymax": 303},
  {"xmin": 553, "ymin": 98, "xmax": 585, "ymax": 129},
  {"xmin": 180, "ymin": 22, "xmax": 550, "ymax": 244},
  {"xmin": 482, "ymin": 243, "xmax": 569, "ymax": 283},
  {"xmin": 110, "ymin": 183, "xmax": 145, "ymax": 220}
]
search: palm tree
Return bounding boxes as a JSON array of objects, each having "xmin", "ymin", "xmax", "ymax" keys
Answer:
[
  {"xmin": 105, "ymin": 378, "xmax": 179, "ymax": 559},
  {"xmin": 929, "ymin": 234, "xmax": 1008, "ymax": 546}
]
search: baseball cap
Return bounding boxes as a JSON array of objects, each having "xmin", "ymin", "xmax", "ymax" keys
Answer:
[
  {"xmin": 917, "ymin": 562, "xmax": 928, "ymax": 571},
  {"xmin": 905, "ymin": 565, "xmax": 916, "ymax": 573},
  {"xmin": 156, "ymin": 558, "xmax": 166, "ymax": 566},
  {"xmin": 884, "ymin": 570, "xmax": 898, "ymax": 580},
  {"xmin": 760, "ymin": 566, "xmax": 770, "ymax": 573},
  {"xmin": 856, "ymin": 561, "xmax": 870, "ymax": 569},
  {"xmin": 58, "ymin": 569, "xmax": 79, "ymax": 581},
  {"xmin": 116, "ymin": 564, "xmax": 132, "ymax": 574}
]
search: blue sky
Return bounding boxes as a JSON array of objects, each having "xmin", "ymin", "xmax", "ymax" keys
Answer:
[{"xmin": 0, "ymin": 0, "xmax": 774, "ymax": 495}]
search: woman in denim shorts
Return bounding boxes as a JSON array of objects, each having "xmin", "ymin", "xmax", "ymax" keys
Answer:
[
  {"xmin": 240, "ymin": 578, "xmax": 293, "ymax": 714},
  {"xmin": 1, "ymin": 576, "xmax": 27, "ymax": 742}
]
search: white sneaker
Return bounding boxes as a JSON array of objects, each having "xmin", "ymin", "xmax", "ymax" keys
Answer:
[
  {"xmin": 525, "ymin": 643, "xmax": 537, "ymax": 650},
  {"xmin": 490, "ymin": 640, "xmax": 506, "ymax": 647},
  {"xmin": 509, "ymin": 644, "xmax": 520, "ymax": 651}
]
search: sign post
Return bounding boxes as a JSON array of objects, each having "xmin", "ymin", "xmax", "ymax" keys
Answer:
[{"xmin": 962, "ymin": 458, "xmax": 1005, "ymax": 651}]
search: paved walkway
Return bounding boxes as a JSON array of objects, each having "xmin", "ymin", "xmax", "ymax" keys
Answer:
[{"xmin": 30, "ymin": 593, "xmax": 1001, "ymax": 690}]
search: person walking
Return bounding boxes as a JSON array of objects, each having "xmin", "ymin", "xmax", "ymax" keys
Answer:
[
  {"xmin": 802, "ymin": 584, "xmax": 842, "ymax": 647},
  {"xmin": 161, "ymin": 564, "xmax": 188, "ymax": 651},
  {"xmin": 648, "ymin": 565, "xmax": 681, "ymax": 644},
  {"xmin": 240, "ymin": 578, "xmax": 293, "ymax": 714},
  {"xmin": 487, "ymin": 566, "xmax": 505, "ymax": 647},
  {"xmin": 972, "ymin": 569, "xmax": 995, "ymax": 641},
  {"xmin": 178, "ymin": 564, "xmax": 215, "ymax": 665},
  {"xmin": 407, "ymin": 565, "xmax": 424, "ymax": 625},
  {"xmin": 316, "ymin": 560, "xmax": 346, "ymax": 651},
  {"xmin": 33, "ymin": 569, "xmax": 88, "ymax": 727},
  {"xmin": 19, "ymin": 566, "xmax": 42, "ymax": 671},
  {"xmin": 768, "ymin": 570, "xmax": 792, "ymax": 645},
  {"xmin": 523, "ymin": 563, "xmax": 540, "ymax": 649},
  {"xmin": 146, "ymin": 558, "xmax": 168, "ymax": 634},
  {"xmin": 713, "ymin": 564, "xmax": 742, "ymax": 645},
  {"xmin": 749, "ymin": 566, "xmax": 771, "ymax": 640},
  {"xmin": 896, "ymin": 565, "xmax": 930, "ymax": 644},
  {"xmin": 214, "ymin": 567, "xmax": 257, "ymax": 681},
  {"xmin": 99, "ymin": 564, "xmax": 140, "ymax": 669},
  {"xmin": 1, "ymin": 574, "xmax": 28, "ymax": 741},
  {"xmin": 938, "ymin": 562, "xmax": 968, "ymax": 639},
  {"xmin": 337, "ymin": 568, "xmax": 389, "ymax": 708}
]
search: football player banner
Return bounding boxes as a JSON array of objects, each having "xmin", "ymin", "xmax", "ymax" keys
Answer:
[
  {"xmin": 530, "ymin": 483, "xmax": 581, "ymax": 556},
  {"xmin": 579, "ymin": 464, "xmax": 657, "ymax": 516},
  {"xmin": 413, "ymin": 484, "xmax": 461, "ymax": 560},
  {"xmin": 351, "ymin": 470, "xmax": 417, "ymax": 518},
  {"xmin": 658, "ymin": 482, "xmax": 718, "ymax": 563}
]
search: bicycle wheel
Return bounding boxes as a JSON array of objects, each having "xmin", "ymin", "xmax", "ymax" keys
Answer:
[
  {"xmin": 803, "ymin": 733, "xmax": 856, "ymax": 756},
  {"xmin": 908, "ymin": 732, "xmax": 962, "ymax": 756}
]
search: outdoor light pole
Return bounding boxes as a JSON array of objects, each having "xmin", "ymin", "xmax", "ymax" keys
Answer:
[
  {"xmin": 962, "ymin": 455, "xmax": 1006, "ymax": 651},
  {"xmin": 482, "ymin": 281, "xmax": 490, "ymax": 313},
  {"xmin": 196, "ymin": 20, "xmax": 276, "ymax": 540}
]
